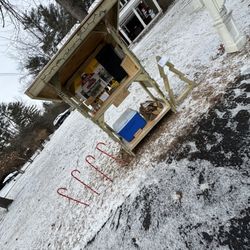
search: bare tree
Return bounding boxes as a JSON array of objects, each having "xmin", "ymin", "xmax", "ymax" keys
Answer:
[
  {"xmin": 0, "ymin": 0, "xmax": 23, "ymax": 27},
  {"xmin": 55, "ymin": 0, "xmax": 92, "ymax": 21},
  {"xmin": 0, "ymin": 0, "xmax": 43, "ymax": 42}
]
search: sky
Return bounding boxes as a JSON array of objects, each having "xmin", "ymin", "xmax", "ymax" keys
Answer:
[
  {"xmin": 0, "ymin": 45, "xmax": 30, "ymax": 104},
  {"xmin": 0, "ymin": 0, "xmax": 99, "ymax": 108},
  {"xmin": 0, "ymin": 22, "xmax": 27, "ymax": 104},
  {"xmin": 0, "ymin": 0, "xmax": 52, "ymax": 108}
]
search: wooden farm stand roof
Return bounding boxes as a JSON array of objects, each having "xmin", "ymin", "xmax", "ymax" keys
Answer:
[{"xmin": 26, "ymin": 0, "xmax": 120, "ymax": 102}]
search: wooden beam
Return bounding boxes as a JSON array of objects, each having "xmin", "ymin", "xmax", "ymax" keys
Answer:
[
  {"xmin": 139, "ymin": 81, "xmax": 158, "ymax": 101},
  {"xmin": 48, "ymin": 81, "xmax": 91, "ymax": 119},
  {"xmin": 136, "ymin": 73, "xmax": 150, "ymax": 82},
  {"xmin": 166, "ymin": 61, "xmax": 196, "ymax": 87},
  {"xmin": 147, "ymin": 78, "xmax": 172, "ymax": 107},
  {"xmin": 156, "ymin": 56, "xmax": 177, "ymax": 112}
]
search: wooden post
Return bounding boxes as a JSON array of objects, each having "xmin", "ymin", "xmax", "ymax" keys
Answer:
[
  {"xmin": 0, "ymin": 197, "xmax": 13, "ymax": 211},
  {"xmin": 139, "ymin": 81, "xmax": 158, "ymax": 101},
  {"xmin": 156, "ymin": 56, "xmax": 177, "ymax": 112},
  {"xmin": 157, "ymin": 55, "xmax": 196, "ymax": 105},
  {"xmin": 166, "ymin": 61, "xmax": 195, "ymax": 87},
  {"xmin": 146, "ymin": 78, "xmax": 172, "ymax": 106}
]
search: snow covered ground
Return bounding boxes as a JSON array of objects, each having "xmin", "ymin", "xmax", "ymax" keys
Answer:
[
  {"xmin": 0, "ymin": 0, "xmax": 249, "ymax": 249},
  {"xmin": 84, "ymin": 71, "xmax": 250, "ymax": 250}
]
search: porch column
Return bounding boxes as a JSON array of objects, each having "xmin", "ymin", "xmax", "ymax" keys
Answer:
[{"xmin": 202, "ymin": 0, "xmax": 246, "ymax": 53}]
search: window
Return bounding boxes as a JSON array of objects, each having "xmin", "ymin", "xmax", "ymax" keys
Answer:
[
  {"xmin": 121, "ymin": 12, "xmax": 144, "ymax": 41},
  {"xmin": 119, "ymin": 0, "xmax": 131, "ymax": 10}
]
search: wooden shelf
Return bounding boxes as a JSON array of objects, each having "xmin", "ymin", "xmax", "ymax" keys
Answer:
[
  {"xmin": 92, "ymin": 70, "xmax": 140, "ymax": 121},
  {"xmin": 125, "ymin": 104, "xmax": 171, "ymax": 150}
]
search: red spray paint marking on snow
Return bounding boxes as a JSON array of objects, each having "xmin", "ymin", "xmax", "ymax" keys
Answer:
[
  {"xmin": 57, "ymin": 187, "xmax": 89, "ymax": 206},
  {"xmin": 71, "ymin": 169, "xmax": 100, "ymax": 195},
  {"xmin": 96, "ymin": 142, "xmax": 127, "ymax": 164},
  {"xmin": 85, "ymin": 155, "xmax": 113, "ymax": 182}
]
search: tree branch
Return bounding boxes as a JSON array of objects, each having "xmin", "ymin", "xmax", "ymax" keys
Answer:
[{"xmin": 0, "ymin": 6, "xmax": 5, "ymax": 27}]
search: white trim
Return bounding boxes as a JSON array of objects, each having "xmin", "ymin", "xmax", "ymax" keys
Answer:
[
  {"xmin": 151, "ymin": 0, "xmax": 162, "ymax": 12},
  {"xmin": 132, "ymin": 8, "xmax": 147, "ymax": 28},
  {"xmin": 120, "ymin": 0, "xmax": 140, "ymax": 21},
  {"xmin": 119, "ymin": 27, "xmax": 133, "ymax": 44},
  {"xmin": 119, "ymin": 0, "xmax": 163, "ymax": 44}
]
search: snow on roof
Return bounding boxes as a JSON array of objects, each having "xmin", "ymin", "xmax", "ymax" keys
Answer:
[
  {"xmin": 56, "ymin": 24, "xmax": 80, "ymax": 51},
  {"xmin": 88, "ymin": 0, "xmax": 102, "ymax": 13},
  {"xmin": 56, "ymin": 0, "xmax": 103, "ymax": 51}
]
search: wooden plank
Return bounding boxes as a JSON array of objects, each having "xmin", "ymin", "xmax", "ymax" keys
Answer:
[
  {"xmin": 134, "ymin": 128, "xmax": 143, "ymax": 138},
  {"xmin": 136, "ymin": 73, "xmax": 151, "ymax": 83},
  {"xmin": 113, "ymin": 88, "xmax": 130, "ymax": 107},
  {"xmin": 156, "ymin": 56, "xmax": 177, "ymax": 112},
  {"xmin": 140, "ymin": 81, "xmax": 157, "ymax": 101},
  {"xmin": 38, "ymin": 84, "xmax": 62, "ymax": 101},
  {"xmin": 176, "ymin": 86, "xmax": 193, "ymax": 104},
  {"xmin": 125, "ymin": 104, "xmax": 171, "ymax": 150},
  {"xmin": 121, "ymin": 55, "xmax": 139, "ymax": 76}
]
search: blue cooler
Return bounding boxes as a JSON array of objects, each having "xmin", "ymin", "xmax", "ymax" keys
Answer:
[{"xmin": 113, "ymin": 109, "xmax": 147, "ymax": 142}]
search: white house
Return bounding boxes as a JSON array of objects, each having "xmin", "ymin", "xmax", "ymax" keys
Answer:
[
  {"xmin": 88, "ymin": 0, "xmax": 169, "ymax": 45},
  {"xmin": 118, "ymin": 0, "xmax": 163, "ymax": 44}
]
